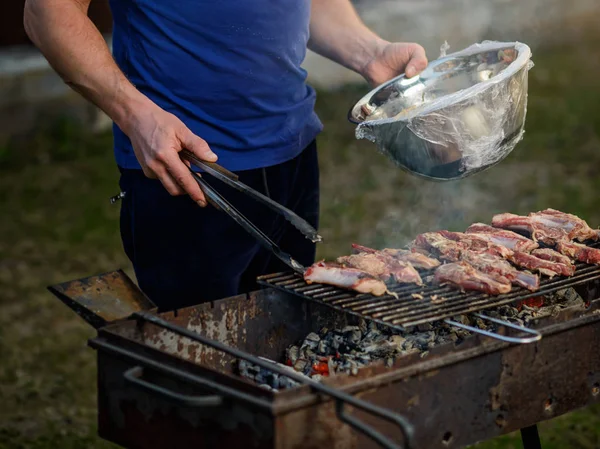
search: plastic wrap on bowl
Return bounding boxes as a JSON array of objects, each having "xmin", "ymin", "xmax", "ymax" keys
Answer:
[{"xmin": 351, "ymin": 41, "xmax": 534, "ymax": 181}]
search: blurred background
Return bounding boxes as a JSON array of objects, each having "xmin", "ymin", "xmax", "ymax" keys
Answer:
[{"xmin": 1, "ymin": 0, "xmax": 599, "ymax": 447}]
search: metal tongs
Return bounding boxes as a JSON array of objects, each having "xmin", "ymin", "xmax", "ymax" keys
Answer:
[{"xmin": 180, "ymin": 150, "xmax": 320, "ymax": 274}]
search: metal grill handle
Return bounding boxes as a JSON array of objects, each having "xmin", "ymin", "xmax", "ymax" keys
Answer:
[
  {"xmin": 131, "ymin": 311, "xmax": 414, "ymax": 449},
  {"xmin": 124, "ymin": 366, "xmax": 223, "ymax": 407},
  {"xmin": 444, "ymin": 313, "xmax": 542, "ymax": 344}
]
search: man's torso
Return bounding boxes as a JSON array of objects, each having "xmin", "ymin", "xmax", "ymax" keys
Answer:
[{"xmin": 109, "ymin": 0, "xmax": 323, "ymax": 171}]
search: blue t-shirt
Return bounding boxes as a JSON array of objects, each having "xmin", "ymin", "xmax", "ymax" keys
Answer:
[{"xmin": 109, "ymin": 0, "xmax": 323, "ymax": 171}]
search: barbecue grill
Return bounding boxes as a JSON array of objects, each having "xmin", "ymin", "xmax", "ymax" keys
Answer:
[{"xmin": 49, "ymin": 254, "xmax": 600, "ymax": 449}]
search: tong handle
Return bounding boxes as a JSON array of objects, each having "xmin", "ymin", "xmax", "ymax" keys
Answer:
[
  {"xmin": 190, "ymin": 171, "xmax": 305, "ymax": 274},
  {"xmin": 181, "ymin": 150, "xmax": 238, "ymax": 180},
  {"xmin": 180, "ymin": 150, "xmax": 322, "ymax": 243}
]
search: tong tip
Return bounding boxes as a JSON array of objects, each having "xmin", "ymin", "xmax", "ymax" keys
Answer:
[{"xmin": 310, "ymin": 234, "xmax": 324, "ymax": 244}]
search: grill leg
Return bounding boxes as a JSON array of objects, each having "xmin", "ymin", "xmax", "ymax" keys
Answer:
[{"xmin": 520, "ymin": 425, "xmax": 542, "ymax": 449}]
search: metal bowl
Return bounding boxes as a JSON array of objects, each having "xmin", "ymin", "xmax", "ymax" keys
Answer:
[{"xmin": 348, "ymin": 41, "xmax": 533, "ymax": 181}]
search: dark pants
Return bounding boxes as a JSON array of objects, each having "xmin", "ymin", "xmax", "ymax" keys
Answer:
[{"xmin": 118, "ymin": 141, "xmax": 319, "ymax": 311}]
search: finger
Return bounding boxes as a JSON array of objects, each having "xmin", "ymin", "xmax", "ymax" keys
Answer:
[
  {"xmin": 405, "ymin": 44, "xmax": 428, "ymax": 78},
  {"xmin": 163, "ymin": 156, "xmax": 208, "ymax": 206},
  {"xmin": 142, "ymin": 166, "xmax": 159, "ymax": 179},
  {"xmin": 155, "ymin": 168, "xmax": 186, "ymax": 196},
  {"xmin": 179, "ymin": 128, "xmax": 218, "ymax": 162}
]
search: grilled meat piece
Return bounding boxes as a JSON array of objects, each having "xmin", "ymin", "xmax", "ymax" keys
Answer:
[
  {"xmin": 351, "ymin": 243, "xmax": 441, "ymax": 269},
  {"xmin": 337, "ymin": 253, "xmax": 423, "ymax": 285},
  {"xmin": 411, "ymin": 232, "xmax": 462, "ymax": 261},
  {"xmin": 556, "ymin": 241, "xmax": 600, "ymax": 265},
  {"xmin": 459, "ymin": 251, "xmax": 540, "ymax": 291},
  {"xmin": 438, "ymin": 230, "xmax": 514, "ymax": 258},
  {"xmin": 531, "ymin": 248, "xmax": 574, "ymax": 267},
  {"xmin": 433, "ymin": 262, "xmax": 512, "ymax": 295},
  {"xmin": 465, "ymin": 223, "xmax": 539, "ymax": 252},
  {"xmin": 492, "ymin": 213, "xmax": 569, "ymax": 245},
  {"xmin": 304, "ymin": 261, "xmax": 388, "ymax": 296},
  {"xmin": 508, "ymin": 251, "xmax": 575, "ymax": 277},
  {"xmin": 530, "ymin": 209, "xmax": 599, "ymax": 242}
]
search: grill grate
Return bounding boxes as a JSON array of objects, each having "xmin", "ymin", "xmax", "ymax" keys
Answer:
[{"xmin": 258, "ymin": 257, "xmax": 600, "ymax": 330}]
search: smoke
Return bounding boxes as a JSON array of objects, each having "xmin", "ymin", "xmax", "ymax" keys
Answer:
[{"xmin": 366, "ymin": 161, "xmax": 538, "ymax": 250}]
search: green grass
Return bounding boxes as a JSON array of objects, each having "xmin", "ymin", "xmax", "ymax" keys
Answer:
[{"xmin": 1, "ymin": 36, "xmax": 600, "ymax": 448}]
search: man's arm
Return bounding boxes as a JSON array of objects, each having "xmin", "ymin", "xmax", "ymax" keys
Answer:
[
  {"xmin": 24, "ymin": 0, "xmax": 215, "ymax": 205},
  {"xmin": 308, "ymin": 0, "xmax": 428, "ymax": 86}
]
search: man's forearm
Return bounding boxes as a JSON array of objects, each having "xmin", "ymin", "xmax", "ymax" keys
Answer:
[
  {"xmin": 308, "ymin": 0, "xmax": 387, "ymax": 76},
  {"xmin": 24, "ymin": 0, "xmax": 149, "ymax": 133}
]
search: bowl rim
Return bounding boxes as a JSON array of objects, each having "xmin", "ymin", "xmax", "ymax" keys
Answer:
[{"xmin": 347, "ymin": 40, "xmax": 532, "ymax": 126}]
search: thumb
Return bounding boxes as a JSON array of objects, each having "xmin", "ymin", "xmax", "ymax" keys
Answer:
[
  {"xmin": 405, "ymin": 44, "xmax": 428, "ymax": 78},
  {"xmin": 180, "ymin": 127, "xmax": 218, "ymax": 162}
]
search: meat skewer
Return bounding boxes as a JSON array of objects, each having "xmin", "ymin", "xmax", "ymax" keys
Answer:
[
  {"xmin": 304, "ymin": 261, "xmax": 389, "ymax": 296},
  {"xmin": 433, "ymin": 262, "xmax": 512, "ymax": 295},
  {"xmin": 351, "ymin": 243, "xmax": 441, "ymax": 269},
  {"xmin": 337, "ymin": 253, "xmax": 423, "ymax": 285}
]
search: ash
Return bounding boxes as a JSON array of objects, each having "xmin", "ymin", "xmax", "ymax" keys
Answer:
[{"xmin": 238, "ymin": 288, "xmax": 585, "ymax": 391}]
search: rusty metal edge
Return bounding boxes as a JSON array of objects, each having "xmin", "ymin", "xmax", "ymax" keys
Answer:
[
  {"xmin": 47, "ymin": 269, "xmax": 157, "ymax": 329},
  {"xmin": 271, "ymin": 299, "xmax": 600, "ymax": 414},
  {"xmin": 90, "ymin": 287, "xmax": 600, "ymax": 418}
]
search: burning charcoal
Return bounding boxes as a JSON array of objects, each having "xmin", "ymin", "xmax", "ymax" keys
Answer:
[
  {"xmin": 404, "ymin": 347, "xmax": 421, "ymax": 355},
  {"xmin": 278, "ymin": 377, "xmax": 300, "ymax": 389},
  {"xmin": 364, "ymin": 329, "xmax": 382, "ymax": 342},
  {"xmin": 327, "ymin": 357, "xmax": 336, "ymax": 376},
  {"xmin": 286, "ymin": 346, "xmax": 299, "ymax": 365},
  {"xmin": 302, "ymin": 332, "xmax": 320, "ymax": 350},
  {"xmin": 359, "ymin": 319, "xmax": 368, "ymax": 334},
  {"xmin": 311, "ymin": 360, "xmax": 330, "ymax": 376},
  {"xmin": 342, "ymin": 326, "xmax": 362, "ymax": 345},
  {"xmin": 317, "ymin": 339, "xmax": 329, "ymax": 355},
  {"xmin": 293, "ymin": 358, "xmax": 309, "ymax": 373},
  {"xmin": 416, "ymin": 336, "xmax": 430, "ymax": 350},
  {"xmin": 498, "ymin": 305, "xmax": 518, "ymax": 318},
  {"xmin": 331, "ymin": 334, "xmax": 345, "ymax": 351},
  {"xmin": 304, "ymin": 348, "xmax": 316, "ymax": 360},
  {"xmin": 266, "ymin": 373, "xmax": 279, "ymax": 388},
  {"xmin": 239, "ymin": 360, "xmax": 250, "ymax": 376},
  {"xmin": 474, "ymin": 318, "xmax": 486, "ymax": 329},
  {"xmin": 417, "ymin": 323, "xmax": 433, "ymax": 332},
  {"xmin": 388, "ymin": 335, "xmax": 406, "ymax": 351},
  {"xmin": 255, "ymin": 373, "xmax": 267, "ymax": 385},
  {"xmin": 356, "ymin": 353, "xmax": 371, "ymax": 365},
  {"xmin": 458, "ymin": 315, "xmax": 472, "ymax": 326}
]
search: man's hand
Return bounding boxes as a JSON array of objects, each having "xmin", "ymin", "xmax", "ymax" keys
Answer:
[
  {"xmin": 125, "ymin": 101, "xmax": 218, "ymax": 206},
  {"xmin": 24, "ymin": 0, "xmax": 217, "ymax": 206},
  {"xmin": 308, "ymin": 0, "xmax": 428, "ymax": 87},
  {"xmin": 361, "ymin": 41, "xmax": 428, "ymax": 87}
]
